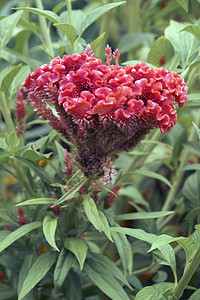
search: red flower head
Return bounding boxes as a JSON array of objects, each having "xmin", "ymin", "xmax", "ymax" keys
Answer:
[{"xmin": 22, "ymin": 45, "xmax": 188, "ymax": 182}]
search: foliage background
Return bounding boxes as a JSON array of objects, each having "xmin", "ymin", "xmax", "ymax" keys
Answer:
[{"xmin": 1, "ymin": 0, "xmax": 200, "ymax": 299}]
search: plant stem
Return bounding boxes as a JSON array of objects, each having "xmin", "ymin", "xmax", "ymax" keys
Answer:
[
  {"xmin": 66, "ymin": 0, "xmax": 72, "ymax": 25},
  {"xmin": 0, "ymin": 92, "xmax": 15, "ymax": 133},
  {"xmin": 171, "ymin": 244, "xmax": 200, "ymax": 299},
  {"xmin": 157, "ymin": 111, "xmax": 200, "ymax": 229},
  {"xmin": 35, "ymin": 0, "xmax": 54, "ymax": 59}
]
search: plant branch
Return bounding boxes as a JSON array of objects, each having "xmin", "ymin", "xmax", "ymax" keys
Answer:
[{"xmin": 35, "ymin": 0, "xmax": 54, "ymax": 59}]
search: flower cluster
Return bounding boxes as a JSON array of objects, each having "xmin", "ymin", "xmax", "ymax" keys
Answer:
[
  {"xmin": 15, "ymin": 87, "xmax": 27, "ymax": 135},
  {"xmin": 23, "ymin": 45, "xmax": 188, "ymax": 182},
  {"xmin": 17, "ymin": 207, "xmax": 30, "ymax": 226}
]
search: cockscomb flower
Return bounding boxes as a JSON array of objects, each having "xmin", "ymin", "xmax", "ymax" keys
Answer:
[{"xmin": 22, "ymin": 45, "xmax": 188, "ymax": 182}]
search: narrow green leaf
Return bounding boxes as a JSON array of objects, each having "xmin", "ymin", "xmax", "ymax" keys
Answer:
[
  {"xmin": 104, "ymin": 227, "xmax": 156, "ymax": 244},
  {"xmin": 0, "ymin": 11, "xmax": 22, "ymax": 49},
  {"xmin": 15, "ymin": 7, "xmax": 60, "ymax": 23},
  {"xmin": 54, "ymin": 23, "xmax": 77, "ymax": 45},
  {"xmin": 78, "ymin": 1, "xmax": 126, "ymax": 38},
  {"xmin": 118, "ymin": 32, "xmax": 154, "ymax": 54},
  {"xmin": 15, "ymin": 157, "xmax": 53, "ymax": 184},
  {"xmin": 148, "ymin": 36, "xmax": 174, "ymax": 67},
  {"xmin": 192, "ymin": 122, "xmax": 200, "ymax": 141},
  {"xmin": 98, "ymin": 211, "xmax": 113, "ymax": 241},
  {"xmin": 115, "ymin": 211, "xmax": 174, "ymax": 221},
  {"xmin": 0, "ymin": 284, "xmax": 17, "ymax": 300},
  {"xmin": 180, "ymin": 24, "xmax": 200, "ymax": 42},
  {"xmin": 63, "ymin": 270, "xmax": 82, "ymax": 300},
  {"xmin": 188, "ymin": 289, "xmax": 200, "ymax": 300},
  {"xmin": 176, "ymin": 0, "xmax": 188, "ymax": 12},
  {"xmin": 53, "ymin": 178, "xmax": 87, "ymax": 206},
  {"xmin": 64, "ymin": 237, "xmax": 88, "ymax": 270},
  {"xmin": 83, "ymin": 194, "xmax": 101, "ymax": 231},
  {"xmin": 16, "ymin": 198, "xmax": 55, "ymax": 206},
  {"xmin": 54, "ymin": 249, "xmax": 74, "ymax": 288},
  {"xmin": 43, "ymin": 215, "xmax": 59, "ymax": 251},
  {"xmin": 84, "ymin": 257, "xmax": 130, "ymax": 300},
  {"xmin": 18, "ymin": 251, "xmax": 57, "ymax": 300},
  {"xmin": 0, "ymin": 221, "xmax": 42, "ymax": 252},
  {"xmin": 18, "ymin": 252, "xmax": 34, "ymax": 300},
  {"xmin": 112, "ymin": 230, "xmax": 133, "ymax": 275},
  {"xmin": 132, "ymin": 169, "xmax": 172, "ymax": 187},
  {"xmin": 88, "ymin": 253, "xmax": 132, "ymax": 290}
]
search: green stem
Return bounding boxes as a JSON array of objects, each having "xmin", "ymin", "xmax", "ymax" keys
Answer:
[
  {"xmin": 96, "ymin": 10, "xmax": 110, "ymax": 60},
  {"xmin": 172, "ymin": 244, "xmax": 200, "ymax": 299},
  {"xmin": 157, "ymin": 111, "xmax": 200, "ymax": 229},
  {"xmin": 126, "ymin": 0, "xmax": 140, "ymax": 60},
  {"xmin": 66, "ymin": 0, "xmax": 72, "ymax": 25},
  {"xmin": 35, "ymin": 0, "xmax": 54, "ymax": 59},
  {"xmin": 0, "ymin": 92, "xmax": 15, "ymax": 133}
]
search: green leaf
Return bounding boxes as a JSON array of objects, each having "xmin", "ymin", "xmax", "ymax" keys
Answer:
[
  {"xmin": 64, "ymin": 237, "xmax": 88, "ymax": 270},
  {"xmin": 148, "ymin": 36, "xmax": 174, "ymax": 67},
  {"xmin": 91, "ymin": 253, "xmax": 132, "ymax": 290},
  {"xmin": 16, "ymin": 198, "xmax": 55, "ymax": 206},
  {"xmin": 180, "ymin": 24, "xmax": 200, "ymax": 42},
  {"xmin": 111, "ymin": 230, "xmax": 133, "ymax": 275},
  {"xmin": 0, "ymin": 64, "xmax": 22, "ymax": 97},
  {"xmin": 148, "ymin": 234, "xmax": 186, "ymax": 252},
  {"xmin": 0, "ymin": 137, "xmax": 9, "ymax": 153},
  {"xmin": 0, "ymin": 11, "xmax": 23, "ymax": 49},
  {"xmin": 90, "ymin": 32, "xmax": 106, "ymax": 52},
  {"xmin": 188, "ymin": 289, "xmax": 200, "ymax": 300},
  {"xmin": 0, "ymin": 284, "xmax": 17, "ymax": 300},
  {"xmin": 43, "ymin": 215, "xmax": 59, "ymax": 251},
  {"xmin": 192, "ymin": 122, "xmax": 200, "ymax": 141},
  {"xmin": 118, "ymin": 32, "xmax": 155, "ymax": 54},
  {"xmin": 152, "ymin": 244, "xmax": 177, "ymax": 283},
  {"xmin": 119, "ymin": 185, "xmax": 149, "ymax": 208},
  {"xmin": 9, "ymin": 65, "xmax": 31, "ymax": 98},
  {"xmin": 104, "ymin": 227, "xmax": 156, "ymax": 244},
  {"xmin": 115, "ymin": 211, "xmax": 174, "ymax": 221},
  {"xmin": 18, "ymin": 251, "xmax": 57, "ymax": 300},
  {"xmin": 0, "ymin": 254, "xmax": 21, "ymax": 273},
  {"xmin": 53, "ymin": 178, "xmax": 87, "ymax": 206},
  {"xmin": 15, "ymin": 157, "xmax": 53, "ymax": 184},
  {"xmin": 54, "ymin": 249, "xmax": 74, "ymax": 288},
  {"xmin": 54, "ymin": 23, "xmax": 77, "ymax": 46},
  {"xmin": 0, "ymin": 221, "xmax": 42, "ymax": 252},
  {"xmin": 63, "ymin": 270, "xmax": 82, "ymax": 300},
  {"xmin": 135, "ymin": 282, "xmax": 174, "ymax": 300},
  {"xmin": 15, "ymin": 7, "xmax": 60, "ymax": 23},
  {"xmin": 78, "ymin": 1, "xmax": 126, "ymax": 38},
  {"xmin": 83, "ymin": 194, "xmax": 101, "ymax": 231},
  {"xmin": 98, "ymin": 211, "xmax": 113, "ymax": 241},
  {"xmin": 84, "ymin": 257, "xmax": 130, "ymax": 300},
  {"xmin": 18, "ymin": 252, "xmax": 34, "ymax": 300},
  {"xmin": 54, "ymin": 140, "xmax": 66, "ymax": 169},
  {"xmin": 165, "ymin": 20, "xmax": 200, "ymax": 68},
  {"xmin": 176, "ymin": 0, "xmax": 188, "ymax": 12},
  {"xmin": 128, "ymin": 169, "xmax": 172, "ymax": 188},
  {"xmin": 182, "ymin": 172, "xmax": 200, "ymax": 208}
]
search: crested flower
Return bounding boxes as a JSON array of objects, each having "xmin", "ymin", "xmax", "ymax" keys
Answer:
[{"xmin": 22, "ymin": 45, "xmax": 188, "ymax": 182}]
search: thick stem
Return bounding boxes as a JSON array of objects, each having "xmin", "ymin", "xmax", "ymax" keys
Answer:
[
  {"xmin": 35, "ymin": 0, "xmax": 54, "ymax": 59},
  {"xmin": 171, "ymin": 244, "xmax": 200, "ymax": 299},
  {"xmin": 66, "ymin": 0, "xmax": 72, "ymax": 25}
]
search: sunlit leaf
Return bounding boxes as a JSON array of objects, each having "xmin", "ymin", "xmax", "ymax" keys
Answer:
[
  {"xmin": 83, "ymin": 194, "xmax": 101, "ymax": 231},
  {"xmin": 115, "ymin": 211, "xmax": 174, "ymax": 221},
  {"xmin": 15, "ymin": 7, "xmax": 60, "ymax": 23},
  {"xmin": 43, "ymin": 215, "xmax": 59, "ymax": 251}
]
